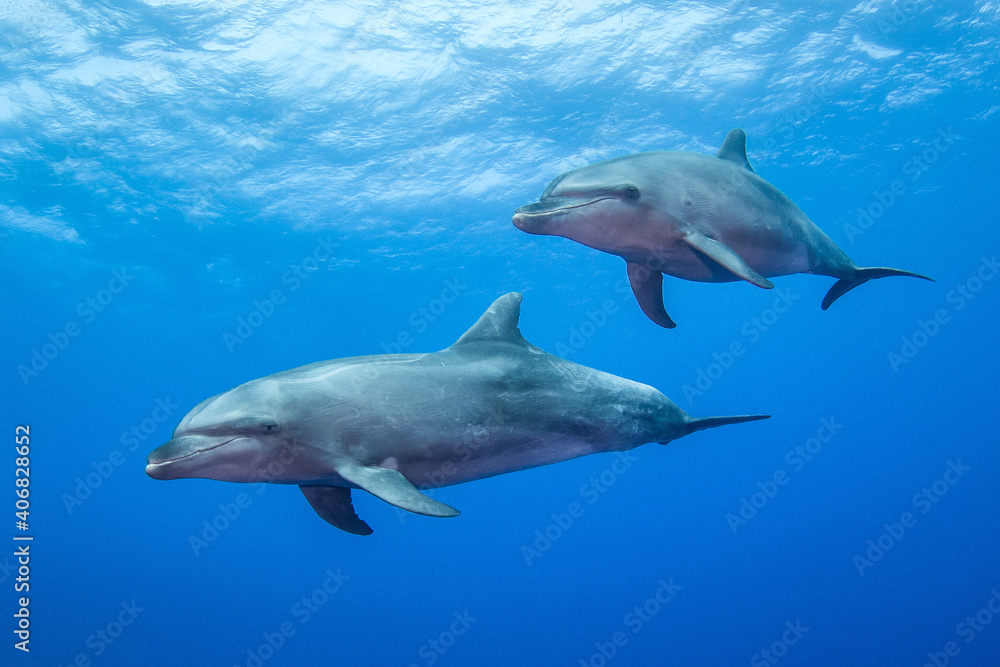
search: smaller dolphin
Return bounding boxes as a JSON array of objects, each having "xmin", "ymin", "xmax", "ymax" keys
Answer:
[
  {"xmin": 513, "ymin": 128, "xmax": 933, "ymax": 328},
  {"xmin": 146, "ymin": 293, "xmax": 768, "ymax": 535}
]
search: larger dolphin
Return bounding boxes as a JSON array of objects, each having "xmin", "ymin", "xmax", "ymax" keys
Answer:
[
  {"xmin": 146, "ymin": 293, "xmax": 768, "ymax": 535},
  {"xmin": 513, "ymin": 128, "xmax": 933, "ymax": 328}
]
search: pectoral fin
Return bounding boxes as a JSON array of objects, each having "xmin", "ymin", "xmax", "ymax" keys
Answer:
[
  {"xmin": 683, "ymin": 231, "xmax": 774, "ymax": 289},
  {"xmin": 626, "ymin": 262, "xmax": 676, "ymax": 328},
  {"xmin": 335, "ymin": 461, "xmax": 460, "ymax": 518},
  {"xmin": 300, "ymin": 485, "xmax": 373, "ymax": 535}
]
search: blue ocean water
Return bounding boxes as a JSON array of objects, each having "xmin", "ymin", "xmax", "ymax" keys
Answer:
[{"xmin": 2, "ymin": 1, "xmax": 999, "ymax": 665}]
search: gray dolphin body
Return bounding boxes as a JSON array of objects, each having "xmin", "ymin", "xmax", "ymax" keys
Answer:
[
  {"xmin": 513, "ymin": 128, "xmax": 932, "ymax": 328},
  {"xmin": 146, "ymin": 293, "xmax": 767, "ymax": 535}
]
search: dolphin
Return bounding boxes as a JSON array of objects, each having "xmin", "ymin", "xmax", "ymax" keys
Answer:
[
  {"xmin": 146, "ymin": 293, "xmax": 768, "ymax": 535},
  {"xmin": 513, "ymin": 128, "xmax": 933, "ymax": 328}
]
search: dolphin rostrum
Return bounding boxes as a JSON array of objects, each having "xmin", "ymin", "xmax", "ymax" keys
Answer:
[
  {"xmin": 146, "ymin": 293, "xmax": 768, "ymax": 534},
  {"xmin": 513, "ymin": 128, "xmax": 933, "ymax": 328}
]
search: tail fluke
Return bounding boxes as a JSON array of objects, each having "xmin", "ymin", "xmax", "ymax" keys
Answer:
[
  {"xmin": 822, "ymin": 267, "xmax": 934, "ymax": 310},
  {"xmin": 679, "ymin": 414, "xmax": 770, "ymax": 439}
]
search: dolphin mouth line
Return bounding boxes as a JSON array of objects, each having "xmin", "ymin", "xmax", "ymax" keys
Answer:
[
  {"xmin": 517, "ymin": 196, "xmax": 613, "ymax": 218},
  {"xmin": 151, "ymin": 437, "xmax": 240, "ymax": 466}
]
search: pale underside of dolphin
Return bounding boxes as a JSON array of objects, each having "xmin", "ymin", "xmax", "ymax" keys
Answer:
[
  {"xmin": 513, "ymin": 128, "xmax": 933, "ymax": 328},
  {"xmin": 146, "ymin": 293, "xmax": 768, "ymax": 534}
]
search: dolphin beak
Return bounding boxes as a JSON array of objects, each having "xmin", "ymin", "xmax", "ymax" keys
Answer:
[
  {"xmin": 513, "ymin": 196, "xmax": 613, "ymax": 231},
  {"xmin": 145, "ymin": 435, "xmax": 239, "ymax": 479}
]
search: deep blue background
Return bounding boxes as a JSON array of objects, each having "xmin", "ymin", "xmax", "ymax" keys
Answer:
[{"xmin": 1, "ymin": 1, "xmax": 998, "ymax": 665}]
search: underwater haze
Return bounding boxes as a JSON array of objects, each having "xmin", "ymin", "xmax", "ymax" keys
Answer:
[{"xmin": 2, "ymin": 0, "xmax": 999, "ymax": 665}]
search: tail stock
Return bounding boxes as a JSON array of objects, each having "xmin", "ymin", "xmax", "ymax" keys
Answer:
[{"xmin": 661, "ymin": 414, "xmax": 770, "ymax": 443}]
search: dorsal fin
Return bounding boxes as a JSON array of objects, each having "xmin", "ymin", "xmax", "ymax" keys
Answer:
[
  {"xmin": 451, "ymin": 292, "xmax": 529, "ymax": 347},
  {"xmin": 716, "ymin": 128, "xmax": 756, "ymax": 174}
]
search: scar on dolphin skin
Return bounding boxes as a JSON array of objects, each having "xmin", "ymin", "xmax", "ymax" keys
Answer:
[
  {"xmin": 514, "ymin": 128, "xmax": 933, "ymax": 328},
  {"xmin": 147, "ymin": 293, "xmax": 769, "ymax": 534}
]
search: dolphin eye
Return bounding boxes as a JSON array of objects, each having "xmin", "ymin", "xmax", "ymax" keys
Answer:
[
  {"xmin": 624, "ymin": 185, "xmax": 641, "ymax": 199},
  {"xmin": 261, "ymin": 421, "xmax": 279, "ymax": 433}
]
